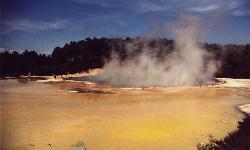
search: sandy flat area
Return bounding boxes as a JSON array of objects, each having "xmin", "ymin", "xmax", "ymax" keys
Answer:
[{"xmin": 1, "ymin": 78, "xmax": 250, "ymax": 150}]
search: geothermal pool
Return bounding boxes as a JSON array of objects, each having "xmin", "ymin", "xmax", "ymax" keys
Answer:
[{"xmin": 1, "ymin": 79, "xmax": 250, "ymax": 150}]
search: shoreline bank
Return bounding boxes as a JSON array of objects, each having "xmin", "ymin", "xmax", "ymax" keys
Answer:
[{"xmin": 238, "ymin": 103, "xmax": 250, "ymax": 115}]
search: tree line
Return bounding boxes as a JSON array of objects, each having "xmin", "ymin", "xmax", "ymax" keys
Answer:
[{"xmin": 1, "ymin": 37, "xmax": 250, "ymax": 78}]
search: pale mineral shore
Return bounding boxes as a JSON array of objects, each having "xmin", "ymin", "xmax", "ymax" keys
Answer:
[
  {"xmin": 238, "ymin": 104, "xmax": 250, "ymax": 115},
  {"xmin": 21, "ymin": 69, "xmax": 102, "ymax": 83},
  {"xmin": 216, "ymin": 78, "xmax": 250, "ymax": 115}
]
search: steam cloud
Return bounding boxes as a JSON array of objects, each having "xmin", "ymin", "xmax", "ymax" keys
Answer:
[{"xmin": 93, "ymin": 15, "xmax": 220, "ymax": 87}]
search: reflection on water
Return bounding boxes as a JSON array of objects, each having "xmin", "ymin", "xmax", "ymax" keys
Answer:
[{"xmin": 1, "ymin": 80, "xmax": 250, "ymax": 150}]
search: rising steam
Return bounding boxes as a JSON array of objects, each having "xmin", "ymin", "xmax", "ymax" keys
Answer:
[{"xmin": 93, "ymin": 14, "xmax": 220, "ymax": 87}]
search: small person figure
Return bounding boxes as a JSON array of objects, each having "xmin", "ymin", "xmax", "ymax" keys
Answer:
[
  {"xmin": 29, "ymin": 143, "xmax": 35, "ymax": 149},
  {"xmin": 28, "ymin": 72, "xmax": 31, "ymax": 80},
  {"xmin": 71, "ymin": 140, "xmax": 87, "ymax": 150},
  {"xmin": 48, "ymin": 143, "xmax": 52, "ymax": 149}
]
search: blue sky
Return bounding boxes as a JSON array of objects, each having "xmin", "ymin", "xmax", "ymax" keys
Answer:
[{"xmin": 1, "ymin": 0, "xmax": 250, "ymax": 53}]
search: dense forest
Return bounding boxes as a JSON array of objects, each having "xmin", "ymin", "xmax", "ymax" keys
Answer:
[{"xmin": 1, "ymin": 37, "xmax": 250, "ymax": 78}]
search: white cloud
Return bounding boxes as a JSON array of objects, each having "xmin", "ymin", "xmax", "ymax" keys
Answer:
[
  {"xmin": 0, "ymin": 48, "xmax": 22, "ymax": 53},
  {"xmin": 188, "ymin": 4, "xmax": 220, "ymax": 12},
  {"xmin": 233, "ymin": 9, "xmax": 250, "ymax": 16},
  {"xmin": 1, "ymin": 19, "xmax": 68, "ymax": 33},
  {"xmin": 0, "ymin": 48, "xmax": 6, "ymax": 52},
  {"xmin": 227, "ymin": 1, "xmax": 243, "ymax": 10},
  {"xmin": 137, "ymin": 1, "xmax": 169, "ymax": 12},
  {"xmin": 71, "ymin": 0, "xmax": 115, "ymax": 7}
]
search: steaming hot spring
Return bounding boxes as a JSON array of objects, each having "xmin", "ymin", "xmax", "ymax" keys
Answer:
[
  {"xmin": 3, "ymin": 70, "xmax": 250, "ymax": 150},
  {"xmin": 2, "ymin": 15, "xmax": 250, "ymax": 150}
]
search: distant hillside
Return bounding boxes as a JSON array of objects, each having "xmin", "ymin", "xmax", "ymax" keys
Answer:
[{"xmin": 1, "ymin": 37, "xmax": 250, "ymax": 78}]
